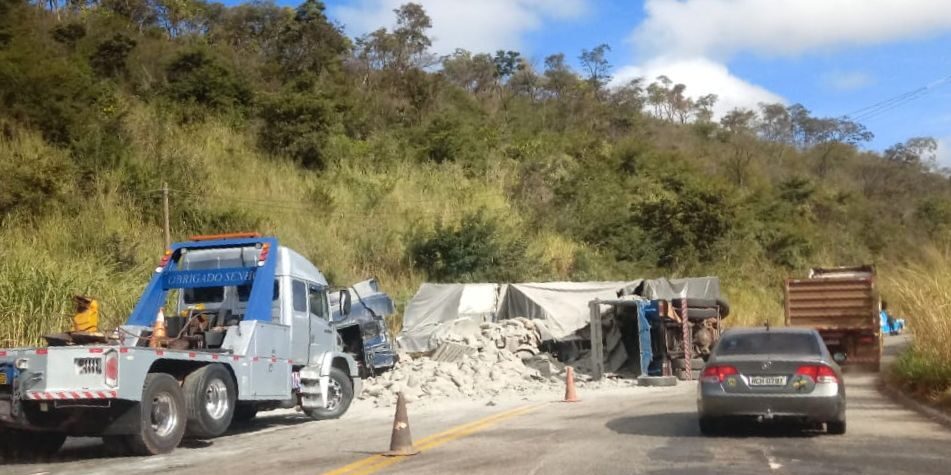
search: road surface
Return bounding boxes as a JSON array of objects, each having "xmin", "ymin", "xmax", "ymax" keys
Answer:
[{"xmin": 3, "ymin": 340, "xmax": 948, "ymax": 474}]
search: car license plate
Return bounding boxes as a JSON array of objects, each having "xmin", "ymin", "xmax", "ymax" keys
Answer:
[
  {"xmin": 0, "ymin": 373, "xmax": 6, "ymax": 385},
  {"xmin": 749, "ymin": 375, "xmax": 786, "ymax": 386}
]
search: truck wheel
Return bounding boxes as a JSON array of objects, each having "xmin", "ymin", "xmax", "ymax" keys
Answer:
[
  {"xmin": 127, "ymin": 373, "xmax": 187, "ymax": 456},
  {"xmin": 183, "ymin": 364, "xmax": 236, "ymax": 439},
  {"xmin": 304, "ymin": 367, "xmax": 353, "ymax": 420},
  {"xmin": 0, "ymin": 429, "xmax": 66, "ymax": 461},
  {"xmin": 232, "ymin": 403, "xmax": 258, "ymax": 423}
]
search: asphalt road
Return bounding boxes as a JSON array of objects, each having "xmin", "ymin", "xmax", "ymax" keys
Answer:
[{"xmin": 3, "ymin": 338, "xmax": 949, "ymax": 475}]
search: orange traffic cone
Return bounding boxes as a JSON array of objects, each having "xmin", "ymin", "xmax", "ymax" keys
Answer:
[
  {"xmin": 150, "ymin": 307, "xmax": 167, "ymax": 348},
  {"xmin": 383, "ymin": 392, "xmax": 420, "ymax": 457},
  {"xmin": 563, "ymin": 366, "xmax": 580, "ymax": 402}
]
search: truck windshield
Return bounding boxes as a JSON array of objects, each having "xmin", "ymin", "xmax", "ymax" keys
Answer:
[{"xmin": 716, "ymin": 332, "xmax": 820, "ymax": 356}]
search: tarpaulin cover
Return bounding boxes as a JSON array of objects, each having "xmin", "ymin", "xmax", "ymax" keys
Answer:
[
  {"xmin": 397, "ymin": 277, "xmax": 720, "ymax": 352},
  {"xmin": 397, "ymin": 283, "xmax": 500, "ymax": 352},
  {"xmin": 497, "ymin": 282, "xmax": 642, "ymax": 340}
]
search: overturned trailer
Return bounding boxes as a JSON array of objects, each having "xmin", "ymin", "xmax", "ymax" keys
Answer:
[{"xmin": 396, "ymin": 277, "xmax": 726, "ymax": 380}]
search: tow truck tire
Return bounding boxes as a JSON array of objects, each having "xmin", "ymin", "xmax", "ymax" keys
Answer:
[
  {"xmin": 183, "ymin": 364, "xmax": 236, "ymax": 439},
  {"xmin": 0, "ymin": 429, "xmax": 66, "ymax": 461},
  {"xmin": 304, "ymin": 367, "xmax": 353, "ymax": 420},
  {"xmin": 127, "ymin": 373, "xmax": 187, "ymax": 456}
]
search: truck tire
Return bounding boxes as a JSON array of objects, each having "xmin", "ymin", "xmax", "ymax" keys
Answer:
[
  {"xmin": 0, "ymin": 429, "xmax": 66, "ymax": 461},
  {"xmin": 304, "ymin": 367, "xmax": 353, "ymax": 420},
  {"xmin": 183, "ymin": 364, "xmax": 236, "ymax": 439},
  {"xmin": 232, "ymin": 403, "xmax": 258, "ymax": 424},
  {"xmin": 126, "ymin": 373, "xmax": 187, "ymax": 456}
]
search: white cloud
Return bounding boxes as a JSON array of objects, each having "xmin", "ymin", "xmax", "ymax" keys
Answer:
[
  {"xmin": 612, "ymin": 57, "xmax": 785, "ymax": 117},
  {"xmin": 614, "ymin": 0, "xmax": 951, "ymax": 119},
  {"xmin": 821, "ymin": 71, "xmax": 874, "ymax": 92},
  {"xmin": 937, "ymin": 137, "xmax": 951, "ymax": 168},
  {"xmin": 332, "ymin": 0, "xmax": 588, "ymax": 55},
  {"xmin": 632, "ymin": 0, "xmax": 951, "ymax": 60}
]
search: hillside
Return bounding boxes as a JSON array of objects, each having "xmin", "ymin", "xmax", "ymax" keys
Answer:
[{"xmin": 2, "ymin": 0, "xmax": 950, "ymax": 345}]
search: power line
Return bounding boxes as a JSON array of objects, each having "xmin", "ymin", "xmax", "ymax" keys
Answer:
[{"xmin": 848, "ymin": 74, "xmax": 951, "ymax": 122}]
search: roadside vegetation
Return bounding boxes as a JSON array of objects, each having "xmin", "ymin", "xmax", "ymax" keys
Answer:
[
  {"xmin": 886, "ymin": 254, "xmax": 951, "ymax": 406},
  {"xmin": 1, "ymin": 0, "xmax": 950, "ymax": 382}
]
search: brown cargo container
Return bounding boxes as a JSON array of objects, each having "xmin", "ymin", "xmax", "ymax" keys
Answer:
[{"xmin": 784, "ymin": 265, "xmax": 881, "ymax": 370}]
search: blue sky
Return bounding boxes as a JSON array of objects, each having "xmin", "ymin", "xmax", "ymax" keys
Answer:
[{"xmin": 286, "ymin": 1, "xmax": 951, "ymax": 163}]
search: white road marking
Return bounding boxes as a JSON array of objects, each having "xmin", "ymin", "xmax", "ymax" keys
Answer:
[{"xmin": 767, "ymin": 455, "xmax": 782, "ymax": 470}]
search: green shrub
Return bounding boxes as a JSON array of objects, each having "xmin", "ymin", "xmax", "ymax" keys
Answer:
[
  {"xmin": 410, "ymin": 209, "xmax": 530, "ymax": 282},
  {"xmin": 165, "ymin": 49, "xmax": 252, "ymax": 110}
]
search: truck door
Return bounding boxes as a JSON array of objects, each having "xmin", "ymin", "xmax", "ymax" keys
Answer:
[
  {"xmin": 308, "ymin": 285, "xmax": 335, "ymax": 364},
  {"xmin": 290, "ymin": 280, "xmax": 311, "ymax": 364}
]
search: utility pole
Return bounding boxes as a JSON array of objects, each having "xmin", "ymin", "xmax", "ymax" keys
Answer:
[{"xmin": 162, "ymin": 182, "xmax": 171, "ymax": 248}]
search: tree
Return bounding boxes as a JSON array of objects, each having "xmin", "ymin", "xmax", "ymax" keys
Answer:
[
  {"xmin": 90, "ymin": 34, "xmax": 137, "ymax": 78},
  {"xmin": 758, "ymin": 102, "xmax": 793, "ymax": 144},
  {"xmin": 165, "ymin": 49, "xmax": 251, "ymax": 109},
  {"xmin": 275, "ymin": 0, "xmax": 349, "ymax": 78},
  {"xmin": 442, "ymin": 49, "xmax": 495, "ymax": 94},
  {"xmin": 543, "ymin": 53, "xmax": 575, "ymax": 99},
  {"xmin": 392, "ymin": 2, "xmax": 434, "ymax": 70},
  {"xmin": 692, "ymin": 94, "xmax": 717, "ymax": 123},
  {"xmin": 493, "ymin": 50, "xmax": 520, "ymax": 83},
  {"xmin": 720, "ymin": 108, "xmax": 757, "ymax": 134},
  {"xmin": 579, "ymin": 43, "xmax": 611, "ymax": 95},
  {"xmin": 885, "ymin": 137, "xmax": 937, "ymax": 169},
  {"xmin": 258, "ymin": 85, "xmax": 335, "ymax": 169}
]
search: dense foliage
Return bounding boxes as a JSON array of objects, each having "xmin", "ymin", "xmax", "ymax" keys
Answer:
[{"xmin": 2, "ymin": 0, "xmax": 950, "ymax": 344}]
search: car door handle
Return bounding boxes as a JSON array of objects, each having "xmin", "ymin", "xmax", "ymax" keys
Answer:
[{"xmin": 323, "ymin": 329, "xmax": 332, "ymax": 334}]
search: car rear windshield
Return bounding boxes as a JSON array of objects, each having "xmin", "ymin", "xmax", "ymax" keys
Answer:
[{"xmin": 716, "ymin": 332, "xmax": 821, "ymax": 356}]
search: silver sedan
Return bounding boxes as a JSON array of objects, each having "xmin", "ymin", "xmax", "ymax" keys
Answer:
[{"xmin": 697, "ymin": 327, "xmax": 846, "ymax": 435}]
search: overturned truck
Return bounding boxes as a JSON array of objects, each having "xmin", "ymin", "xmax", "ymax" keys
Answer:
[{"xmin": 396, "ymin": 278, "xmax": 727, "ymax": 381}]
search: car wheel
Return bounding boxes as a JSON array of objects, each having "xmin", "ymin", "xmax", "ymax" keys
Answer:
[
  {"xmin": 184, "ymin": 364, "xmax": 237, "ymax": 439},
  {"xmin": 303, "ymin": 367, "xmax": 354, "ymax": 420},
  {"xmin": 699, "ymin": 416, "xmax": 720, "ymax": 436},
  {"xmin": 126, "ymin": 373, "xmax": 187, "ymax": 455},
  {"xmin": 827, "ymin": 420, "xmax": 846, "ymax": 435}
]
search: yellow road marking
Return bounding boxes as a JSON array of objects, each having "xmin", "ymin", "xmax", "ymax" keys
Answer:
[{"xmin": 324, "ymin": 403, "xmax": 544, "ymax": 475}]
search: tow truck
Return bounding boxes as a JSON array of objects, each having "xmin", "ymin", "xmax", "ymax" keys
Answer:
[{"xmin": 0, "ymin": 233, "xmax": 361, "ymax": 457}]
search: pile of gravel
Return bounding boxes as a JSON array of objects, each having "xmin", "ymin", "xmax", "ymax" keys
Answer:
[{"xmin": 359, "ymin": 318, "xmax": 635, "ymax": 407}]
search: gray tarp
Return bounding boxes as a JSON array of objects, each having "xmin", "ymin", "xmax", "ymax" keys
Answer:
[
  {"xmin": 497, "ymin": 282, "xmax": 641, "ymax": 340},
  {"xmin": 397, "ymin": 283, "xmax": 501, "ymax": 352},
  {"xmin": 397, "ymin": 277, "xmax": 720, "ymax": 352}
]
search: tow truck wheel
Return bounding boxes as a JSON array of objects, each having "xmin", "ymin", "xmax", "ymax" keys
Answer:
[
  {"xmin": 0, "ymin": 429, "xmax": 66, "ymax": 461},
  {"xmin": 183, "ymin": 364, "xmax": 236, "ymax": 439},
  {"xmin": 304, "ymin": 367, "xmax": 353, "ymax": 420},
  {"xmin": 127, "ymin": 373, "xmax": 187, "ymax": 456}
]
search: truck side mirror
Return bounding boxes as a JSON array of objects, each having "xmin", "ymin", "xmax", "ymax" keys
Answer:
[{"xmin": 338, "ymin": 289, "xmax": 352, "ymax": 317}]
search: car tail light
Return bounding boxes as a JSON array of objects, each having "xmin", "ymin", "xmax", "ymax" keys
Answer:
[
  {"xmin": 796, "ymin": 365, "xmax": 838, "ymax": 384},
  {"xmin": 701, "ymin": 364, "xmax": 738, "ymax": 383},
  {"xmin": 104, "ymin": 350, "xmax": 119, "ymax": 388}
]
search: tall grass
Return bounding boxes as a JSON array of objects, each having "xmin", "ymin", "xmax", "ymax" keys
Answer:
[
  {"xmin": 884, "ymin": 249, "xmax": 951, "ymax": 402},
  {"xmin": 0, "ymin": 106, "xmax": 575, "ymax": 343}
]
